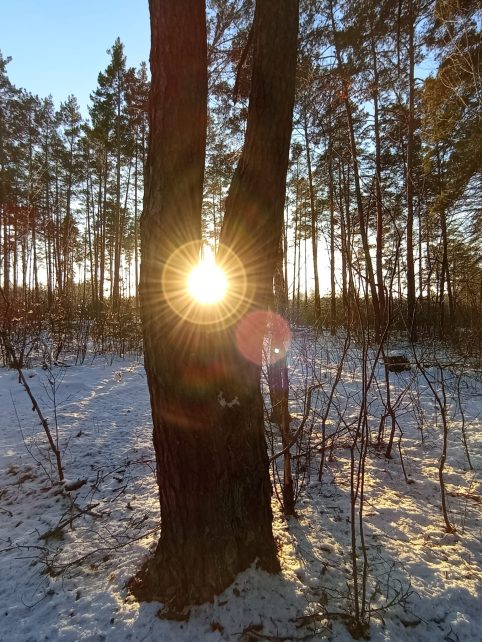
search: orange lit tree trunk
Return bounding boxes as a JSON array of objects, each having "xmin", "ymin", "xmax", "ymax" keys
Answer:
[{"xmin": 134, "ymin": 0, "xmax": 298, "ymax": 609}]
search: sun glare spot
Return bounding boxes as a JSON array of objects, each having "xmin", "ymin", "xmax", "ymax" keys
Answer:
[
  {"xmin": 163, "ymin": 241, "xmax": 247, "ymax": 326},
  {"xmin": 188, "ymin": 259, "xmax": 227, "ymax": 305}
]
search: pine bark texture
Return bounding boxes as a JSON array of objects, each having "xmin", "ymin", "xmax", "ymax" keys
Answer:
[
  {"xmin": 134, "ymin": 0, "xmax": 299, "ymax": 608},
  {"xmin": 406, "ymin": 8, "xmax": 417, "ymax": 342},
  {"xmin": 221, "ymin": 0, "xmax": 299, "ymax": 307}
]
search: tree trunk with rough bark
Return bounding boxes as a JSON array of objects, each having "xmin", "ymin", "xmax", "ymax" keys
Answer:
[
  {"xmin": 133, "ymin": 0, "xmax": 298, "ymax": 610},
  {"xmin": 405, "ymin": 6, "xmax": 417, "ymax": 342},
  {"xmin": 303, "ymin": 111, "xmax": 321, "ymax": 324}
]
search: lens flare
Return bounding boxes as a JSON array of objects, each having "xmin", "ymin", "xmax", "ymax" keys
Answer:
[{"xmin": 235, "ymin": 310, "xmax": 291, "ymax": 365}]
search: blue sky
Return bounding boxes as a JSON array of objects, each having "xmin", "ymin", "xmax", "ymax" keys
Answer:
[{"xmin": 0, "ymin": 0, "xmax": 150, "ymax": 115}]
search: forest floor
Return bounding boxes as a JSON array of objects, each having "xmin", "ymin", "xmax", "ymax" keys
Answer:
[{"xmin": 0, "ymin": 331, "xmax": 481, "ymax": 641}]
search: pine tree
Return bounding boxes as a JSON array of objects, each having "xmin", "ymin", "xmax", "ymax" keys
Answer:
[
  {"xmin": 89, "ymin": 38, "xmax": 131, "ymax": 308},
  {"xmin": 134, "ymin": 0, "xmax": 299, "ymax": 609}
]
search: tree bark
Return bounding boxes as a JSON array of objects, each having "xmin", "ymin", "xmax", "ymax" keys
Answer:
[
  {"xmin": 133, "ymin": 0, "xmax": 299, "ymax": 609},
  {"xmin": 292, "ymin": 168, "xmax": 300, "ymax": 317},
  {"xmin": 328, "ymin": 147, "xmax": 337, "ymax": 334},
  {"xmin": 303, "ymin": 111, "xmax": 321, "ymax": 324},
  {"xmin": 405, "ymin": 6, "xmax": 417, "ymax": 342},
  {"xmin": 371, "ymin": 32, "xmax": 386, "ymax": 331},
  {"xmin": 112, "ymin": 71, "xmax": 123, "ymax": 310},
  {"xmin": 329, "ymin": 0, "xmax": 380, "ymax": 335}
]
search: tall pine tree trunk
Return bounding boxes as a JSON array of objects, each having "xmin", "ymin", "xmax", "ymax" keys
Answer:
[
  {"xmin": 328, "ymin": 147, "xmax": 337, "ymax": 334},
  {"xmin": 133, "ymin": 0, "xmax": 299, "ymax": 608},
  {"xmin": 303, "ymin": 111, "xmax": 321, "ymax": 323},
  {"xmin": 405, "ymin": 6, "xmax": 417, "ymax": 342},
  {"xmin": 112, "ymin": 88, "xmax": 122, "ymax": 310},
  {"xmin": 3, "ymin": 213, "xmax": 10, "ymax": 295},
  {"xmin": 329, "ymin": 0, "xmax": 380, "ymax": 335},
  {"xmin": 371, "ymin": 33, "xmax": 386, "ymax": 332}
]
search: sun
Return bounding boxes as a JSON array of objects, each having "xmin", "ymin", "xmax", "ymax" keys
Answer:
[
  {"xmin": 187, "ymin": 258, "xmax": 228, "ymax": 305},
  {"xmin": 162, "ymin": 241, "xmax": 247, "ymax": 326}
]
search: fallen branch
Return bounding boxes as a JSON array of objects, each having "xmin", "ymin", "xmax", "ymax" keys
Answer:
[{"xmin": 39, "ymin": 502, "xmax": 100, "ymax": 540}]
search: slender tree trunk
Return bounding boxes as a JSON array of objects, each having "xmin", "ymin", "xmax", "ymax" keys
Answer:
[
  {"xmin": 12, "ymin": 221, "xmax": 17, "ymax": 296},
  {"xmin": 2, "ymin": 214, "xmax": 9, "ymax": 295},
  {"xmin": 337, "ymin": 163, "xmax": 348, "ymax": 319},
  {"xmin": 284, "ymin": 205, "xmax": 289, "ymax": 295},
  {"xmin": 304, "ymin": 231, "xmax": 308, "ymax": 307},
  {"xmin": 371, "ymin": 33, "xmax": 386, "ymax": 331},
  {"xmin": 54, "ymin": 163, "xmax": 63, "ymax": 296},
  {"xmin": 405, "ymin": 7, "xmax": 417, "ymax": 342},
  {"xmin": 134, "ymin": 138, "xmax": 140, "ymax": 307},
  {"xmin": 45, "ymin": 230, "xmax": 53, "ymax": 307},
  {"xmin": 340, "ymin": 161, "xmax": 355, "ymax": 327},
  {"xmin": 85, "ymin": 163, "xmax": 95, "ymax": 304},
  {"xmin": 303, "ymin": 111, "xmax": 321, "ymax": 323},
  {"xmin": 329, "ymin": 0, "xmax": 380, "ymax": 334},
  {"xmin": 65, "ymin": 137, "xmax": 76, "ymax": 298},
  {"xmin": 32, "ymin": 215, "xmax": 39, "ymax": 300},
  {"xmin": 0, "ymin": 102, "xmax": 6, "ymax": 294},
  {"xmin": 113, "ymin": 77, "xmax": 123, "ymax": 310},
  {"xmin": 21, "ymin": 232, "xmax": 28, "ymax": 296},
  {"xmin": 418, "ymin": 203, "xmax": 423, "ymax": 297},
  {"xmin": 328, "ymin": 150, "xmax": 337, "ymax": 334},
  {"xmin": 435, "ymin": 148, "xmax": 455, "ymax": 333},
  {"xmin": 90, "ymin": 171, "xmax": 99, "ymax": 304},
  {"xmin": 268, "ymin": 238, "xmax": 294, "ymax": 514},
  {"xmin": 292, "ymin": 168, "xmax": 300, "ymax": 316},
  {"xmin": 99, "ymin": 165, "xmax": 107, "ymax": 302},
  {"xmin": 0, "ymin": 213, "xmax": 3, "ymax": 289}
]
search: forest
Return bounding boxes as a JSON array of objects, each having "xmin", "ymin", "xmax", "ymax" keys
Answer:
[
  {"xmin": 0, "ymin": 0, "xmax": 481, "ymax": 641},
  {"xmin": 0, "ymin": 0, "xmax": 480, "ymax": 345}
]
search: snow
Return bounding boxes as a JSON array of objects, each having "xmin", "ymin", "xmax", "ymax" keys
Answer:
[{"xmin": 0, "ymin": 332, "xmax": 481, "ymax": 641}]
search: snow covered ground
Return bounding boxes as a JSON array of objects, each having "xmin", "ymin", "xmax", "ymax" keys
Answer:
[{"xmin": 1, "ymin": 332, "xmax": 481, "ymax": 641}]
